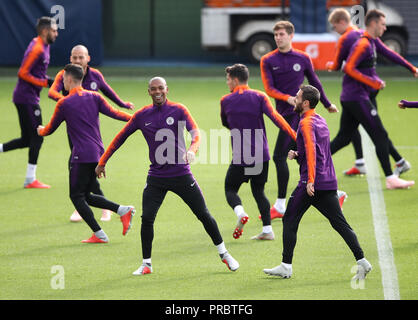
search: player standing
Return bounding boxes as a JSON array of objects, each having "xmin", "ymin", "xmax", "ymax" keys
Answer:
[
  {"xmin": 220, "ymin": 64, "xmax": 296, "ymax": 240},
  {"xmin": 48, "ymin": 45, "xmax": 135, "ymax": 222},
  {"xmin": 260, "ymin": 21, "xmax": 341, "ymax": 219},
  {"xmin": 37, "ymin": 64, "xmax": 135, "ymax": 243},
  {"xmin": 330, "ymin": 9, "xmax": 416, "ymax": 189},
  {"xmin": 48, "ymin": 45, "xmax": 134, "ymax": 110},
  {"xmin": 0, "ymin": 17, "xmax": 58, "ymax": 189},
  {"xmin": 263, "ymin": 85, "xmax": 372, "ymax": 280},
  {"xmin": 96, "ymin": 77, "xmax": 240, "ymax": 275}
]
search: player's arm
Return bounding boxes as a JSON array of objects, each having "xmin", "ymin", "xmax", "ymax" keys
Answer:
[
  {"xmin": 261, "ymin": 93, "xmax": 296, "ymax": 141},
  {"xmin": 96, "ymin": 113, "xmax": 140, "ymax": 178},
  {"xmin": 375, "ymin": 38, "xmax": 417, "ymax": 75},
  {"xmin": 180, "ymin": 104, "xmax": 200, "ymax": 163},
  {"xmin": 18, "ymin": 44, "xmax": 49, "ymax": 88},
  {"xmin": 260, "ymin": 56, "xmax": 292, "ymax": 102},
  {"xmin": 220, "ymin": 97, "xmax": 230, "ymax": 129},
  {"xmin": 96, "ymin": 70, "xmax": 135, "ymax": 110},
  {"xmin": 48, "ymin": 69, "xmax": 65, "ymax": 101},
  {"xmin": 97, "ymin": 93, "xmax": 132, "ymax": 122},
  {"xmin": 399, "ymin": 99, "xmax": 418, "ymax": 109},
  {"xmin": 37, "ymin": 100, "xmax": 65, "ymax": 136},
  {"xmin": 343, "ymin": 38, "xmax": 384, "ymax": 90},
  {"xmin": 304, "ymin": 55, "xmax": 334, "ymax": 110},
  {"xmin": 300, "ymin": 117, "xmax": 317, "ymax": 196},
  {"xmin": 326, "ymin": 33, "xmax": 349, "ymax": 71}
]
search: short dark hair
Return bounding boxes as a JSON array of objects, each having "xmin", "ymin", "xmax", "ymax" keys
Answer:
[
  {"xmin": 365, "ymin": 9, "xmax": 385, "ymax": 27},
  {"xmin": 300, "ymin": 85, "xmax": 320, "ymax": 109},
  {"xmin": 225, "ymin": 64, "xmax": 249, "ymax": 83},
  {"xmin": 64, "ymin": 64, "xmax": 84, "ymax": 82},
  {"xmin": 36, "ymin": 16, "xmax": 56, "ymax": 34}
]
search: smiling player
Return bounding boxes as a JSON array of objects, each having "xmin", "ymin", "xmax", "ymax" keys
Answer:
[{"xmin": 96, "ymin": 77, "xmax": 240, "ymax": 275}]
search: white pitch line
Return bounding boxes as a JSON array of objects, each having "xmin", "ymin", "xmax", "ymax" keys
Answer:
[{"xmin": 359, "ymin": 126, "xmax": 400, "ymax": 300}]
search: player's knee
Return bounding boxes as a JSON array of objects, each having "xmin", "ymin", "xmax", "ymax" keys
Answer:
[
  {"xmin": 31, "ymin": 135, "xmax": 44, "ymax": 149},
  {"xmin": 195, "ymin": 208, "xmax": 213, "ymax": 223},
  {"xmin": 251, "ymin": 184, "xmax": 267, "ymax": 202},
  {"xmin": 17, "ymin": 136, "xmax": 31, "ymax": 148},
  {"xmin": 141, "ymin": 213, "xmax": 156, "ymax": 226},
  {"xmin": 273, "ymin": 153, "xmax": 287, "ymax": 164},
  {"xmin": 69, "ymin": 193, "xmax": 85, "ymax": 207},
  {"xmin": 335, "ymin": 133, "xmax": 351, "ymax": 147},
  {"xmin": 224, "ymin": 182, "xmax": 235, "ymax": 192}
]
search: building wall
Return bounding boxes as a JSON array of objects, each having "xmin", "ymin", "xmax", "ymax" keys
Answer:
[{"xmin": 103, "ymin": 0, "xmax": 209, "ymax": 60}]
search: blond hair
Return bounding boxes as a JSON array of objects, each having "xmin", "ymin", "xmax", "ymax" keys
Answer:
[{"xmin": 328, "ymin": 8, "xmax": 351, "ymax": 24}]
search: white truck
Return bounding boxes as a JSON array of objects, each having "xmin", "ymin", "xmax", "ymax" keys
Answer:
[{"xmin": 201, "ymin": 0, "xmax": 409, "ymax": 64}]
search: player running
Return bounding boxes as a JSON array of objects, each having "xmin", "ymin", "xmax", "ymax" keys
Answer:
[
  {"xmin": 260, "ymin": 20, "xmax": 341, "ymax": 220},
  {"xmin": 220, "ymin": 63, "xmax": 296, "ymax": 241},
  {"xmin": 96, "ymin": 77, "xmax": 240, "ymax": 275},
  {"xmin": 329, "ymin": 9, "xmax": 416, "ymax": 189},
  {"xmin": 327, "ymin": 8, "xmax": 415, "ymax": 177},
  {"xmin": 48, "ymin": 44, "xmax": 134, "ymax": 222},
  {"xmin": 263, "ymin": 85, "xmax": 372, "ymax": 280},
  {"xmin": 0, "ymin": 17, "xmax": 58, "ymax": 189},
  {"xmin": 37, "ymin": 64, "xmax": 134, "ymax": 243}
]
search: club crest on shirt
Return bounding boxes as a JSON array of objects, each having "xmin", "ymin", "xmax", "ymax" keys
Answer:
[
  {"xmin": 293, "ymin": 63, "xmax": 301, "ymax": 72},
  {"xmin": 90, "ymin": 82, "xmax": 98, "ymax": 90},
  {"xmin": 34, "ymin": 109, "xmax": 41, "ymax": 117},
  {"xmin": 166, "ymin": 117, "xmax": 174, "ymax": 125}
]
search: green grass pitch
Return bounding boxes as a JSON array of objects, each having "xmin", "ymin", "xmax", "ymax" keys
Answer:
[{"xmin": 0, "ymin": 66, "xmax": 417, "ymax": 300}]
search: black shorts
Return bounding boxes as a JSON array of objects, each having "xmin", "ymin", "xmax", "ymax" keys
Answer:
[{"xmin": 225, "ymin": 161, "xmax": 269, "ymax": 186}]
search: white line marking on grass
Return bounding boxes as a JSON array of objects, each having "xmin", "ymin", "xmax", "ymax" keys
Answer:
[
  {"xmin": 395, "ymin": 145, "xmax": 418, "ymax": 150},
  {"xmin": 360, "ymin": 127, "xmax": 400, "ymax": 300}
]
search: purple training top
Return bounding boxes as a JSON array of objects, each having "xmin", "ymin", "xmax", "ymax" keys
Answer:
[
  {"xmin": 220, "ymin": 84, "xmax": 296, "ymax": 166},
  {"xmin": 39, "ymin": 86, "xmax": 131, "ymax": 163},
  {"xmin": 342, "ymin": 31, "xmax": 417, "ymax": 101},
  {"xmin": 260, "ymin": 48, "xmax": 331, "ymax": 117},
  {"xmin": 13, "ymin": 36, "xmax": 50, "ymax": 105},
  {"xmin": 99, "ymin": 99, "xmax": 200, "ymax": 178},
  {"xmin": 296, "ymin": 109, "xmax": 338, "ymax": 190},
  {"xmin": 49, "ymin": 66, "xmax": 131, "ymax": 109}
]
